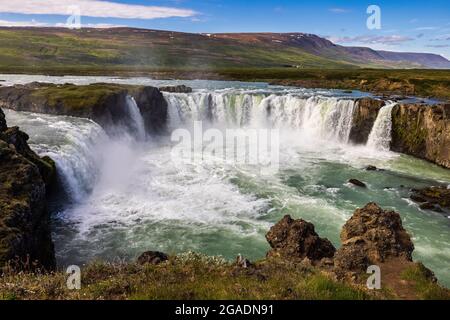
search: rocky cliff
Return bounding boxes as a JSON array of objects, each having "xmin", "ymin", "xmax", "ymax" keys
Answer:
[
  {"xmin": 348, "ymin": 98, "xmax": 450, "ymax": 169},
  {"xmin": 391, "ymin": 103, "xmax": 450, "ymax": 168},
  {"xmin": 0, "ymin": 83, "xmax": 168, "ymax": 135},
  {"xmin": 349, "ymin": 98, "xmax": 385, "ymax": 144},
  {"xmin": 0, "ymin": 108, "xmax": 56, "ymax": 270}
]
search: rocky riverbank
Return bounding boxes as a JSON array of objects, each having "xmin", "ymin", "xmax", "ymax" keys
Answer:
[
  {"xmin": 0, "ymin": 108, "xmax": 56, "ymax": 270},
  {"xmin": 0, "ymin": 202, "xmax": 448, "ymax": 300},
  {"xmin": 410, "ymin": 186, "xmax": 450, "ymax": 215}
]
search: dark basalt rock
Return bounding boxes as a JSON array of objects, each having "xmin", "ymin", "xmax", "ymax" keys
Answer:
[
  {"xmin": 159, "ymin": 85, "xmax": 193, "ymax": 93},
  {"xmin": 1, "ymin": 126, "xmax": 55, "ymax": 188},
  {"xmin": 334, "ymin": 203, "xmax": 414, "ymax": 273},
  {"xmin": 132, "ymin": 86, "xmax": 168, "ymax": 134},
  {"xmin": 411, "ymin": 186, "xmax": 450, "ymax": 214},
  {"xmin": 0, "ymin": 107, "xmax": 6, "ymax": 131},
  {"xmin": 349, "ymin": 98, "xmax": 385, "ymax": 144},
  {"xmin": 348, "ymin": 179, "xmax": 367, "ymax": 188},
  {"xmin": 0, "ymin": 108, "xmax": 56, "ymax": 270},
  {"xmin": 391, "ymin": 103, "xmax": 450, "ymax": 169},
  {"xmin": 137, "ymin": 251, "xmax": 169, "ymax": 265},
  {"xmin": 0, "ymin": 109, "xmax": 56, "ymax": 270},
  {"xmin": 265, "ymin": 215, "xmax": 336, "ymax": 263},
  {"xmin": 365, "ymin": 165, "xmax": 377, "ymax": 171}
]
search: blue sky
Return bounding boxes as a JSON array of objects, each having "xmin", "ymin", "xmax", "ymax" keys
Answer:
[{"xmin": 1, "ymin": 0, "xmax": 449, "ymax": 58}]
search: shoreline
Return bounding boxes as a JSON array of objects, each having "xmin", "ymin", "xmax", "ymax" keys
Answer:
[{"xmin": 1, "ymin": 68, "xmax": 450, "ymax": 101}]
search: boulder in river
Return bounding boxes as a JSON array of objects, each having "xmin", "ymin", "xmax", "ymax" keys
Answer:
[
  {"xmin": 410, "ymin": 186, "xmax": 450, "ymax": 214},
  {"xmin": 348, "ymin": 179, "xmax": 367, "ymax": 188},
  {"xmin": 265, "ymin": 215, "xmax": 336, "ymax": 263}
]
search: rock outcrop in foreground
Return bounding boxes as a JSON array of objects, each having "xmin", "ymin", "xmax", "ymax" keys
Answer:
[
  {"xmin": 334, "ymin": 203, "xmax": 414, "ymax": 273},
  {"xmin": 0, "ymin": 108, "xmax": 55, "ymax": 270},
  {"xmin": 265, "ymin": 215, "xmax": 336, "ymax": 264},
  {"xmin": 264, "ymin": 203, "xmax": 443, "ymax": 298},
  {"xmin": 0, "ymin": 83, "xmax": 168, "ymax": 134}
]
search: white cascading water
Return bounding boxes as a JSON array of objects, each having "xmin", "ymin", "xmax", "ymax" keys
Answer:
[
  {"xmin": 165, "ymin": 92, "xmax": 357, "ymax": 143},
  {"xmin": 126, "ymin": 95, "xmax": 147, "ymax": 141},
  {"xmin": 3, "ymin": 96, "xmax": 148, "ymax": 203},
  {"xmin": 2, "ymin": 109, "xmax": 108, "ymax": 202},
  {"xmin": 367, "ymin": 102, "xmax": 397, "ymax": 151}
]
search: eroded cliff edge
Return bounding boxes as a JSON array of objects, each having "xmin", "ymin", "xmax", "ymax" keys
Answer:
[
  {"xmin": 391, "ymin": 103, "xmax": 450, "ymax": 168},
  {"xmin": 0, "ymin": 108, "xmax": 56, "ymax": 270},
  {"xmin": 0, "ymin": 83, "xmax": 168, "ymax": 134},
  {"xmin": 349, "ymin": 98, "xmax": 449, "ymax": 168}
]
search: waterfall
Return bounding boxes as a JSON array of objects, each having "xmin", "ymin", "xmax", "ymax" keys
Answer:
[
  {"xmin": 126, "ymin": 96, "xmax": 146, "ymax": 141},
  {"xmin": 3, "ymin": 108, "xmax": 108, "ymax": 202},
  {"xmin": 50, "ymin": 123, "xmax": 107, "ymax": 202},
  {"xmin": 367, "ymin": 102, "xmax": 397, "ymax": 151},
  {"xmin": 164, "ymin": 91, "xmax": 357, "ymax": 144}
]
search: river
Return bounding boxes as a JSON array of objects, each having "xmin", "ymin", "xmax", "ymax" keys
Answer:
[{"xmin": 2, "ymin": 74, "xmax": 449, "ymax": 287}]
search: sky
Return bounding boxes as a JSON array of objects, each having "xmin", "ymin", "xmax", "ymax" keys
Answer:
[{"xmin": 0, "ymin": 0, "xmax": 449, "ymax": 59}]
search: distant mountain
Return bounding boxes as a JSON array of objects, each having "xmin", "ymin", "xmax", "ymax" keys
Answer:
[
  {"xmin": 212, "ymin": 32, "xmax": 450, "ymax": 69},
  {"xmin": 0, "ymin": 27, "xmax": 448, "ymax": 71},
  {"xmin": 376, "ymin": 51, "xmax": 450, "ymax": 69}
]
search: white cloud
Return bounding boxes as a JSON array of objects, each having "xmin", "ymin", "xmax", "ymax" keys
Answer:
[
  {"xmin": 328, "ymin": 35, "xmax": 414, "ymax": 45},
  {"xmin": 0, "ymin": 0, "xmax": 196, "ymax": 19},
  {"xmin": 0, "ymin": 19, "xmax": 49, "ymax": 27},
  {"xmin": 55, "ymin": 22, "xmax": 125, "ymax": 28},
  {"xmin": 329, "ymin": 8, "xmax": 350, "ymax": 13},
  {"xmin": 414, "ymin": 26, "xmax": 438, "ymax": 31},
  {"xmin": 0, "ymin": 19, "xmax": 124, "ymax": 28}
]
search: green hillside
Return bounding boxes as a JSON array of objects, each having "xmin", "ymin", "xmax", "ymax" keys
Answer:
[{"xmin": 0, "ymin": 27, "xmax": 437, "ymax": 73}]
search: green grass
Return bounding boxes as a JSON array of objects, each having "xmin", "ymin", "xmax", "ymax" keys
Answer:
[
  {"xmin": 401, "ymin": 263, "xmax": 450, "ymax": 300},
  {"xmin": 0, "ymin": 253, "xmax": 372, "ymax": 300},
  {"xmin": 29, "ymin": 83, "xmax": 139, "ymax": 111}
]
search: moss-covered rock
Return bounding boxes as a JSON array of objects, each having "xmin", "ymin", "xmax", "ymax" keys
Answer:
[
  {"xmin": 410, "ymin": 186, "xmax": 450, "ymax": 214},
  {"xmin": 0, "ymin": 108, "xmax": 55, "ymax": 270},
  {"xmin": 0, "ymin": 83, "xmax": 168, "ymax": 134},
  {"xmin": 391, "ymin": 103, "xmax": 450, "ymax": 168},
  {"xmin": 0, "ymin": 126, "xmax": 55, "ymax": 188}
]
